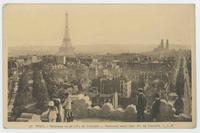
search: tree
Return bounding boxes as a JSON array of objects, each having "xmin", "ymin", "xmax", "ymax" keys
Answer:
[
  {"xmin": 42, "ymin": 70, "xmax": 58, "ymax": 98},
  {"xmin": 36, "ymin": 79, "xmax": 49, "ymax": 112},
  {"xmin": 32, "ymin": 69, "xmax": 49, "ymax": 112},
  {"xmin": 32, "ymin": 70, "xmax": 41, "ymax": 98},
  {"xmin": 12, "ymin": 69, "xmax": 33, "ymax": 119},
  {"xmin": 176, "ymin": 66, "xmax": 185, "ymax": 97}
]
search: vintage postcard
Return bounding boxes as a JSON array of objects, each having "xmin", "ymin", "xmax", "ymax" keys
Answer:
[{"xmin": 3, "ymin": 4, "xmax": 196, "ymax": 128}]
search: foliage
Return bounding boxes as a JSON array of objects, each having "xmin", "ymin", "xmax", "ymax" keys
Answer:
[
  {"xmin": 35, "ymin": 80, "xmax": 49, "ymax": 112},
  {"xmin": 32, "ymin": 70, "xmax": 41, "ymax": 98},
  {"xmin": 32, "ymin": 65, "xmax": 49, "ymax": 112},
  {"xmin": 176, "ymin": 66, "xmax": 184, "ymax": 97},
  {"xmin": 12, "ymin": 69, "xmax": 33, "ymax": 119}
]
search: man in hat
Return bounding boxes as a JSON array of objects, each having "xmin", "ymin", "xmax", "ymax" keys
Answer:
[
  {"xmin": 151, "ymin": 93, "xmax": 161, "ymax": 121},
  {"xmin": 136, "ymin": 88, "xmax": 147, "ymax": 122}
]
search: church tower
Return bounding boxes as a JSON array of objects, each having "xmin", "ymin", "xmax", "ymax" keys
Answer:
[{"xmin": 58, "ymin": 13, "xmax": 75, "ymax": 56}]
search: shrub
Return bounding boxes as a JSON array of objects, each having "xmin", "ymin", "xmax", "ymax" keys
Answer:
[
  {"xmin": 100, "ymin": 103, "xmax": 114, "ymax": 118},
  {"xmin": 157, "ymin": 99, "xmax": 175, "ymax": 121},
  {"xmin": 124, "ymin": 104, "xmax": 137, "ymax": 122},
  {"xmin": 72, "ymin": 94, "xmax": 91, "ymax": 118},
  {"xmin": 88, "ymin": 106, "xmax": 101, "ymax": 118}
]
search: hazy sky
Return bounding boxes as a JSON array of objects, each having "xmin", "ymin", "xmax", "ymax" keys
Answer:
[{"xmin": 4, "ymin": 4, "xmax": 195, "ymax": 48}]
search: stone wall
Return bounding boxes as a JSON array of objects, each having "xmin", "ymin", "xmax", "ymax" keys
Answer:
[
  {"xmin": 40, "ymin": 94, "xmax": 191, "ymax": 122},
  {"xmin": 72, "ymin": 94, "xmax": 137, "ymax": 121},
  {"xmin": 72, "ymin": 95, "xmax": 190, "ymax": 122}
]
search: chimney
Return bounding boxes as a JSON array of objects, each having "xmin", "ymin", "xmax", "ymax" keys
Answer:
[
  {"xmin": 160, "ymin": 39, "xmax": 164, "ymax": 49},
  {"xmin": 166, "ymin": 39, "xmax": 169, "ymax": 49}
]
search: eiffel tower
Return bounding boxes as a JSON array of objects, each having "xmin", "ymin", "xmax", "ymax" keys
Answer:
[{"xmin": 58, "ymin": 13, "xmax": 75, "ymax": 56}]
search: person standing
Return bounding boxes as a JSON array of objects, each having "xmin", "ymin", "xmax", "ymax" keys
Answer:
[
  {"xmin": 53, "ymin": 98, "xmax": 63, "ymax": 122},
  {"xmin": 151, "ymin": 93, "xmax": 161, "ymax": 121},
  {"xmin": 47, "ymin": 101, "xmax": 58, "ymax": 122},
  {"xmin": 63, "ymin": 92, "xmax": 73, "ymax": 122},
  {"xmin": 136, "ymin": 88, "xmax": 147, "ymax": 122}
]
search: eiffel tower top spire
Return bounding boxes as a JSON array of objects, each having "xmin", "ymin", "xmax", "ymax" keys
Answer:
[{"xmin": 63, "ymin": 13, "xmax": 70, "ymax": 43}]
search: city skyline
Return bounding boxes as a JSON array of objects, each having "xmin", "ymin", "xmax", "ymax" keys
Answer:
[{"xmin": 4, "ymin": 4, "xmax": 194, "ymax": 52}]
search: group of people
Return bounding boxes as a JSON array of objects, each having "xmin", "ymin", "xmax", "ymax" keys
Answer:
[
  {"xmin": 136, "ymin": 88, "xmax": 185, "ymax": 122},
  {"xmin": 136, "ymin": 88, "xmax": 161, "ymax": 122},
  {"xmin": 46, "ymin": 92, "xmax": 73, "ymax": 122}
]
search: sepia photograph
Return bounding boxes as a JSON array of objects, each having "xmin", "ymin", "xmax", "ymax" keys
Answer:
[{"xmin": 3, "ymin": 4, "xmax": 196, "ymax": 128}]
